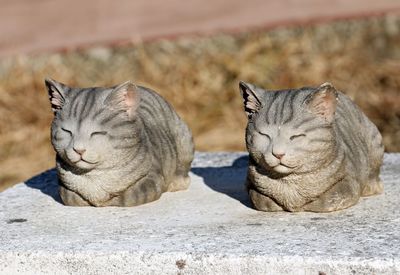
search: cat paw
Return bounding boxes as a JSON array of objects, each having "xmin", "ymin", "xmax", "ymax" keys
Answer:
[
  {"xmin": 59, "ymin": 185, "xmax": 91, "ymax": 206},
  {"xmin": 168, "ymin": 176, "xmax": 190, "ymax": 192},
  {"xmin": 249, "ymin": 189, "xmax": 283, "ymax": 212},
  {"xmin": 361, "ymin": 179, "xmax": 384, "ymax": 197}
]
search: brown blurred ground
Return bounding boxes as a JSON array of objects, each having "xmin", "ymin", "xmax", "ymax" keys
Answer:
[
  {"xmin": 1, "ymin": 0, "xmax": 399, "ymax": 57},
  {"xmin": 1, "ymin": 16, "xmax": 400, "ymax": 191}
]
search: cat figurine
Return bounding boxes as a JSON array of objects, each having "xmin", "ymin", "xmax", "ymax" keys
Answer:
[
  {"xmin": 45, "ymin": 78, "xmax": 194, "ymax": 207},
  {"xmin": 239, "ymin": 81, "xmax": 384, "ymax": 212}
]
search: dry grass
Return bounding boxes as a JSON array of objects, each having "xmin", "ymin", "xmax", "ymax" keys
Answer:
[{"xmin": 0, "ymin": 15, "xmax": 399, "ymax": 191}]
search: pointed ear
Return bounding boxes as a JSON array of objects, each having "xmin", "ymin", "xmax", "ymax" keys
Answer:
[
  {"xmin": 239, "ymin": 81, "xmax": 262, "ymax": 119},
  {"xmin": 104, "ymin": 81, "xmax": 139, "ymax": 118},
  {"xmin": 305, "ymin": 82, "xmax": 338, "ymax": 122},
  {"xmin": 45, "ymin": 78, "xmax": 67, "ymax": 114}
]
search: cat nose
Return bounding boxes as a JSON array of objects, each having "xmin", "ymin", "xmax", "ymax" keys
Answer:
[
  {"xmin": 273, "ymin": 152, "xmax": 285, "ymax": 160},
  {"xmin": 73, "ymin": 148, "xmax": 86, "ymax": 155}
]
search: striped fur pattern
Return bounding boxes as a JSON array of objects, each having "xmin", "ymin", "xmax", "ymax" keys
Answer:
[
  {"xmin": 46, "ymin": 79, "xmax": 194, "ymax": 207},
  {"xmin": 240, "ymin": 81, "xmax": 384, "ymax": 212}
]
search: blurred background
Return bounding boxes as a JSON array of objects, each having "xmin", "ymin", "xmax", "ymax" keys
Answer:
[{"xmin": 0, "ymin": 0, "xmax": 399, "ymax": 191}]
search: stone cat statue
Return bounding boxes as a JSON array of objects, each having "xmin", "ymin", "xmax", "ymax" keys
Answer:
[
  {"xmin": 45, "ymin": 79, "xmax": 194, "ymax": 207},
  {"xmin": 239, "ymin": 81, "xmax": 384, "ymax": 212}
]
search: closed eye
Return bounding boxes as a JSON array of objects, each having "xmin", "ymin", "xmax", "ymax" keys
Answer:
[
  {"xmin": 91, "ymin": 131, "xmax": 108, "ymax": 137},
  {"xmin": 290, "ymin": 134, "xmax": 306, "ymax": 141},
  {"xmin": 61, "ymin": 127, "xmax": 72, "ymax": 135},
  {"xmin": 258, "ymin": 131, "xmax": 271, "ymax": 140}
]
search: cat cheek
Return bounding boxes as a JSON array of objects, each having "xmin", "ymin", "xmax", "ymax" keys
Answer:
[
  {"xmin": 52, "ymin": 138, "xmax": 69, "ymax": 151},
  {"xmin": 55, "ymin": 130, "xmax": 72, "ymax": 142},
  {"xmin": 86, "ymin": 153, "xmax": 100, "ymax": 164},
  {"xmin": 53, "ymin": 130, "xmax": 62, "ymax": 140},
  {"xmin": 246, "ymin": 134, "xmax": 254, "ymax": 146},
  {"xmin": 53, "ymin": 146, "xmax": 65, "ymax": 153},
  {"xmin": 253, "ymin": 134, "xmax": 270, "ymax": 149}
]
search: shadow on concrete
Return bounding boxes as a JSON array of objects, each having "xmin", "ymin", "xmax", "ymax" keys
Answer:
[
  {"xmin": 24, "ymin": 155, "xmax": 252, "ymax": 208},
  {"xmin": 25, "ymin": 168, "xmax": 62, "ymax": 204},
  {"xmin": 191, "ymin": 155, "xmax": 252, "ymax": 208}
]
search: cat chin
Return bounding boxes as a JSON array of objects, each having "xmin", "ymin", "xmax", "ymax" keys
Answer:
[
  {"xmin": 271, "ymin": 164, "xmax": 294, "ymax": 174},
  {"xmin": 70, "ymin": 159, "xmax": 97, "ymax": 171}
]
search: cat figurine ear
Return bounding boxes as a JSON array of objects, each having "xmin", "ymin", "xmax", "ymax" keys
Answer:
[
  {"xmin": 104, "ymin": 81, "xmax": 139, "ymax": 118},
  {"xmin": 45, "ymin": 78, "xmax": 67, "ymax": 114},
  {"xmin": 239, "ymin": 81, "xmax": 262, "ymax": 119},
  {"xmin": 305, "ymin": 82, "xmax": 338, "ymax": 123}
]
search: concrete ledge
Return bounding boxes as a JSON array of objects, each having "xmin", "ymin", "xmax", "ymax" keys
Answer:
[{"xmin": 0, "ymin": 153, "xmax": 399, "ymax": 274}]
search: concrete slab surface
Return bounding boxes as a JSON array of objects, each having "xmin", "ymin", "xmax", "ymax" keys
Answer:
[{"xmin": 0, "ymin": 152, "xmax": 399, "ymax": 274}]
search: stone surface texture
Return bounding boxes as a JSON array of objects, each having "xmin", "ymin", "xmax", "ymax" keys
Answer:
[{"xmin": 0, "ymin": 152, "xmax": 399, "ymax": 275}]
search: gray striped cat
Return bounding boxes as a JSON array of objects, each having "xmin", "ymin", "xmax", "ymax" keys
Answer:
[
  {"xmin": 45, "ymin": 79, "xmax": 194, "ymax": 207},
  {"xmin": 239, "ymin": 81, "xmax": 384, "ymax": 212}
]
